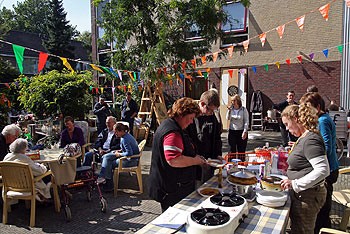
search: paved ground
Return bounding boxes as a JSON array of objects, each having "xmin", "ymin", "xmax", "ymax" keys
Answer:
[{"xmin": 0, "ymin": 130, "xmax": 349, "ymax": 233}]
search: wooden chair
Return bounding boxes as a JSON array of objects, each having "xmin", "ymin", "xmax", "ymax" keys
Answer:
[
  {"xmin": 332, "ymin": 167, "xmax": 350, "ymax": 231},
  {"xmin": 0, "ymin": 161, "xmax": 59, "ymax": 227},
  {"xmin": 113, "ymin": 139, "xmax": 147, "ymax": 197},
  {"xmin": 319, "ymin": 228, "xmax": 348, "ymax": 234}
]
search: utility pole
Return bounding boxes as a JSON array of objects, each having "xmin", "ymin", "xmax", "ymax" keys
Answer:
[{"xmin": 90, "ymin": 0, "xmax": 98, "ymax": 83}]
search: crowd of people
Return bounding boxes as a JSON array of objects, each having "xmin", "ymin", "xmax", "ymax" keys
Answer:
[{"xmin": 0, "ymin": 86, "xmax": 348, "ymax": 233}]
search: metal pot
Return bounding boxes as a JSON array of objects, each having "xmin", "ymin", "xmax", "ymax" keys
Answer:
[{"xmin": 230, "ymin": 169, "xmax": 257, "ymax": 195}]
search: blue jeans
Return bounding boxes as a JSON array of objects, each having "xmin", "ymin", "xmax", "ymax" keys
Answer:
[
  {"xmin": 83, "ymin": 152, "xmax": 94, "ymax": 166},
  {"xmin": 99, "ymin": 153, "xmax": 139, "ymax": 180}
]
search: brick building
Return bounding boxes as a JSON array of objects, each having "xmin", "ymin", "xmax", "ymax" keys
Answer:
[{"xmin": 162, "ymin": 0, "xmax": 346, "ymax": 129}]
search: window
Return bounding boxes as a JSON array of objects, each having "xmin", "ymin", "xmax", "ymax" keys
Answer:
[{"xmin": 185, "ymin": 23, "xmax": 204, "ymax": 41}]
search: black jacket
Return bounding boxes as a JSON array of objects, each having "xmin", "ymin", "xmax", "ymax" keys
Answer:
[
  {"xmin": 0, "ymin": 133, "xmax": 9, "ymax": 161},
  {"xmin": 148, "ymin": 118, "xmax": 197, "ymax": 202},
  {"xmin": 94, "ymin": 128, "xmax": 120, "ymax": 151}
]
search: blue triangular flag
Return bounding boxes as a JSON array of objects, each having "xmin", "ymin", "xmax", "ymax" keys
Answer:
[
  {"xmin": 179, "ymin": 73, "xmax": 185, "ymax": 81},
  {"xmin": 109, "ymin": 67, "xmax": 119, "ymax": 79},
  {"xmin": 322, "ymin": 49, "xmax": 329, "ymax": 58},
  {"xmin": 252, "ymin": 66, "xmax": 257, "ymax": 73}
]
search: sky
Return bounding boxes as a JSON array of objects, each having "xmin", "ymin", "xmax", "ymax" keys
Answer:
[{"xmin": 1, "ymin": 0, "xmax": 91, "ymax": 33}]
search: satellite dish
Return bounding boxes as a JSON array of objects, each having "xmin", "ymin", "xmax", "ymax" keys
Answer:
[{"xmin": 227, "ymin": 85, "xmax": 239, "ymax": 96}]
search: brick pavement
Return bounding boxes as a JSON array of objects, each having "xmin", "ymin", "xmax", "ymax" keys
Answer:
[{"xmin": 0, "ymin": 130, "xmax": 348, "ymax": 233}]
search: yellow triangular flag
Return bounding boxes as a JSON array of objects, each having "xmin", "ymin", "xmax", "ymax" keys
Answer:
[
  {"xmin": 60, "ymin": 57, "xmax": 74, "ymax": 73},
  {"xmin": 90, "ymin": 64, "xmax": 104, "ymax": 73},
  {"xmin": 275, "ymin": 62, "xmax": 280, "ymax": 69}
]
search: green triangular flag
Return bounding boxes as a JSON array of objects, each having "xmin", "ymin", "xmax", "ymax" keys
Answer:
[
  {"xmin": 264, "ymin": 64, "xmax": 269, "ymax": 72},
  {"xmin": 203, "ymin": 72, "xmax": 208, "ymax": 79},
  {"xmin": 12, "ymin": 44, "xmax": 25, "ymax": 74},
  {"xmin": 89, "ymin": 85, "xmax": 93, "ymax": 91},
  {"xmin": 337, "ymin": 45, "xmax": 343, "ymax": 54},
  {"xmin": 101, "ymin": 66, "xmax": 113, "ymax": 75}
]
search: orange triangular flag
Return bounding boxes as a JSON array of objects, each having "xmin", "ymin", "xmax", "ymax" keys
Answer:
[
  {"xmin": 319, "ymin": 3, "xmax": 330, "ymax": 21},
  {"xmin": 296, "ymin": 15, "xmax": 305, "ymax": 31},
  {"xmin": 197, "ymin": 70, "xmax": 203, "ymax": 77},
  {"xmin": 206, "ymin": 68, "xmax": 211, "ymax": 74},
  {"xmin": 60, "ymin": 57, "xmax": 74, "ymax": 73},
  {"xmin": 201, "ymin": 56, "xmax": 206, "ymax": 65},
  {"xmin": 258, "ymin": 33, "xmax": 266, "ymax": 47},
  {"xmin": 169, "ymin": 80, "xmax": 173, "ymax": 86},
  {"xmin": 191, "ymin": 59, "xmax": 196, "ymax": 69},
  {"xmin": 276, "ymin": 25, "xmax": 285, "ymax": 39},
  {"xmin": 228, "ymin": 69, "xmax": 233, "ymax": 78},
  {"xmin": 242, "ymin": 40, "xmax": 249, "ymax": 52},
  {"xmin": 212, "ymin": 52, "xmax": 219, "ymax": 63},
  {"xmin": 227, "ymin": 46, "xmax": 234, "ymax": 58},
  {"xmin": 297, "ymin": 55, "xmax": 302, "ymax": 63}
]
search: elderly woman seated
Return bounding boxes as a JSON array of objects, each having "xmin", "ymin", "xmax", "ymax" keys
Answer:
[{"xmin": 3, "ymin": 138, "xmax": 52, "ymax": 202}]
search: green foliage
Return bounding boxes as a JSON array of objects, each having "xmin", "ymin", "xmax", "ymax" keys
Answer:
[
  {"xmin": 0, "ymin": 7, "xmax": 14, "ymax": 37},
  {"xmin": 99, "ymin": 0, "xmax": 250, "ymax": 82},
  {"xmin": 17, "ymin": 70, "xmax": 94, "ymax": 119},
  {"xmin": 75, "ymin": 31, "xmax": 92, "ymax": 60},
  {"xmin": 43, "ymin": 0, "xmax": 75, "ymax": 71},
  {"xmin": 0, "ymin": 58, "xmax": 20, "ymax": 83}
]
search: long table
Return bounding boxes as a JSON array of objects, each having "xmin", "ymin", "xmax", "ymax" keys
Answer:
[{"xmin": 136, "ymin": 175, "xmax": 291, "ymax": 234}]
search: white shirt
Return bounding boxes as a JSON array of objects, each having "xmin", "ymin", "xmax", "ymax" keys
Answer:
[{"xmin": 102, "ymin": 130, "xmax": 115, "ymax": 150}]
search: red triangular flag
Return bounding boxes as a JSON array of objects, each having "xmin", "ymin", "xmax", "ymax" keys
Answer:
[
  {"xmin": 296, "ymin": 15, "xmax": 305, "ymax": 31},
  {"xmin": 191, "ymin": 59, "xmax": 196, "ymax": 69},
  {"xmin": 38, "ymin": 52, "xmax": 49, "ymax": 73},
  {"xmin": 286, "ymin": 59, "xmax": 291, "ymax": 65},
  {"xmin": 201, "ymin": 56, "xmax": 206, "ymax": 65},
  {"xmin": 228, "ymin": 69, "xmax": 233, "ymax": 78},
  {"xmin": 319, "ymin": 3, "xmax": 330, "ymax": 21},
  {"xmin": 181, "ymin": 61, "xmax": 187, "ymax": 71},
  {"xmin": 276, "ymin": 25, "xmax": 285, "ymax": 39},
  {"xmin": 297, "ymin": 55, "xmax": 302, "ymax": 63}
]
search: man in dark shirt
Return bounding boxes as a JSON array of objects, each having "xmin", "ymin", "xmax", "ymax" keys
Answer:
[
  {"xmin": 273, "ymin": 91, "xmax": 298, "ymax": 146},
  {"xmin": 121, "ymin": 92, "xmax": 138, "ymax": 136},
  {"xmin": 0, "ymin": 124, "xmax": 21, "ymax": 161},
  {"xmin": 186, "ymin": 89, "xmax": 222, "ymax": 184},
  {"xmin": 94, "ymin": 97, "xmax": 111, "ymax": 135}
]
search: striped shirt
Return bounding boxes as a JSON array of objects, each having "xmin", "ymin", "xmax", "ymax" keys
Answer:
[{"xmin": 163, "ymin": 132, "xmax": 183, "ymax": 161}]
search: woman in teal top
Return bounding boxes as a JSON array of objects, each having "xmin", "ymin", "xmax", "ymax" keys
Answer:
[
  {"xmin": 97, "ymin": 123, "xmax": 140, "ymax": 184},
  {"xmin": 300, "ymin": 92, "xmax": 339, "ymax": 233}
]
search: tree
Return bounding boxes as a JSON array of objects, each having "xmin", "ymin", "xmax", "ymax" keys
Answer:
[
  {"xmin": 43, "ymin": 0, "xmax": 75, "ymax": 71},
  {"xmin": 76, "ymin": 31, "xmax": 92, "ymax": 60},
  {"xmin": 17, "ymin": 70, "xmax": 94, "ymax": 120},
  {"xmin": 97, "ymin": 0, "xmax": 250, "ymax": 81},
  {"xmin": 0, "ymin": 7, "xmax": 14, "ymax": 37}
]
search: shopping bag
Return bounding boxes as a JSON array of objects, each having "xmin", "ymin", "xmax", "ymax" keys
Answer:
[{"xmin": 49, "ymin": 157, "xmax": 77, "ymax": 185}]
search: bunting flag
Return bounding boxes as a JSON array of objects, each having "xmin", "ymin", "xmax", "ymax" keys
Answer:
[
  {"xmin": 337, "ymin": 45, "xmax": 343, "ymax": 53},
  {"xmin": 12, "ymin": 44, "xmax": 25, "ymax": 74},
  {"xmin": 276, "ymin": 25, "xmax": 285, "ymax": 39},
  {"xmin": 297, "ymin": 55, "xmax": 303, "ymax": 63},
  {"xmin": 60, "ymin": 57, "xmax": 74, "ymax": 73},
  {"xmin": 242, "ymin": 40, "xmax": 249, "ymax": 52},
  {"xmin": 109, "ymin": 67, "xmax": 119, "ymax": 79},
  {"xmin": 296, "ymin": 15, "xmax": 305, "ymax": 31},
  {"xmin": 275, "ymin": 62, "xmax": 280, "ymax": 69},
  {"xmin": 212, "ymin": 52, "xmax": 219, "ymax": 63},
  {"xmin": 259, "ymin": 33, "xmax": 266, "ymax": 47},
  {"xmin": 179, "ymin": 73, "xmax": 185, "ymax": 81},
  {"xmin": 101, "ymin": 87, "xmax": 104, "ymax": 93},
  {"xmin": 309, "ymin": 52, "xmax": 315, "ymax": 61},
  {"xmin": 176, "ymin": 74, "xmax": 183, "ymax": 83},
  {"xmin": 201, "ymin": 56, "xmax": 206, "ymax": 65},
  {"xmin": 197, "ymin": 70, "xmax": 203, "ymax": 77},
  {"xmin": 191, "ymin": 59, "xmax": 196, "ymax": 69},
  {"xmin": 227, "ymin": 46, "xmax": 234, "ymax": 58},
  {"xmin": 38, "ymin": 52, "xmax": 49, "ymax": 73},
  {"xmin": 323, "ymin": 49, "xmax": 329, "ymax": 58},
  {"xmin": 286, "ymin": 59, "xmax": 291, "ymax": 65},
  {"xmin": 168, "ymin": 79, "xmax": 173, "ymax": 86},
  {"xmin": 252, "ymin": 66, "xmax": 257, "ymax": 73},
  {"xmin": 319, "ymin": 3, "xmax": 330, "ymax": 21},
  {"xmin": 133, "ymin": 72, "xmax": 137, "ymax": 81},
  {"xmin": 163, "ymin": 67, "xmax": 167, "ymax": 75},
  {"xmin": 206, "ymin": 68, "xmax": 211, "ymax": 75},
  {"xmin": 203, "ymin": 72, "xmax": 208, "ymax": 79},
  {"xmin": 128, "ymin": 72, "xmax": 135, "ymax": 81},
  {"xmin": 264, "ymin": 64, "xmax": 268, "ymax": 71},
  {"xmin": 89, "ymin": 85, "xmax": 93, "ymax": 91},
  {"xmin": 90, "ymin": 64, "xmax": 103, "ymax": 73},
  {"xmin": 112, "ymin": 87, "xmax": 115, "ymax": 94},
  {"xmin": 117, "ymin": 70, "xmax": 123, "ymax": 81},
  {"xmin": 228, "ymin": 69, "xmax": 233, "ymax": 78},
  {"xmin": 181, "ymin": 61, "xmax": 187, "ymax": 71},
  {"xmin": 239, "ymin": 68, "xmax": 246, "ymax": 75},
  {"xmin": 101, "ymin": 66, "xmax": 112, "ymax": 75}
]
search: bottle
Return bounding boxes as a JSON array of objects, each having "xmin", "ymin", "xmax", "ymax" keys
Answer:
[{"xmin": 218, "ymin": 168, "xmax": 223, "ymax": 188}]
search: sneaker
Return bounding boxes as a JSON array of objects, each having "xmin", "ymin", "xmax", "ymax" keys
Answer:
[{"xmin": 97, "ymin": 177, "xmax": 106, "ymax": 184}]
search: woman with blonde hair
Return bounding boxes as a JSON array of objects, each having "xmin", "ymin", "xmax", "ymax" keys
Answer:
[
  {"xmin": 148, "ymin": 97, "xmax": 207, "ymax": 211},
  {"xmin": 226, "ymin": 94, "xmax": 249, "ymax": 160},
  {"xmin": 280, "ymin": 104, "xmax": 329, "ymax": 233}
]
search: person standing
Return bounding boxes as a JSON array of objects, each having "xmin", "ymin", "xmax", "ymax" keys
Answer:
[
  {"xmin": 226, "ymin": 95, "xmax": 249, "ymax": 161},
  {"xmin": 273, "ymin": 91, "xmax": 298, "ymax": 146},
  {"xmin": 148, "ymin": 97, "xmax": 206, "ymax": 212},
  {"xmin": 186, "ymin": 89, "xmax": 222, "ymax": 184},
  {"xmin": 300, "ymin": 92, "xmax": 339, "ymax": 233},
  {"xmin": 280, "ymin": 104, "xmax": 329, "ymax": 234},
  {"xmin": 94, "ymin": 96, "xmax": 111, "ymax": 135},
  {"xmin": 0, "ymin": 124, "xmax": 21, "ymax": 161},
  {"xmin": 121, "ymin": 92, "xmax": 138, "ymax": 136}
]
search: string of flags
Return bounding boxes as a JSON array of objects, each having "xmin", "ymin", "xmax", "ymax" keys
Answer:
[{"xmin": 0, "ymin": 0, "xmax": 348, "ymax": 84}]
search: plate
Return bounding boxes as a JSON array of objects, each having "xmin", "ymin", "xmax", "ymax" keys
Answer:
[
  {"xmin": 197, "ymin": 187, "xmax": 220, "ymax": 197},
  {"xmin": 207, "ymin": 159, "xmax": 226, "ymax": 168},
  {"xmin": 256, "ymin": 190, "xmax": 288, "ymax": 203},
  {"xmin": 256, "ymin": 196, "xmax": 286, "ymax": 208}
]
